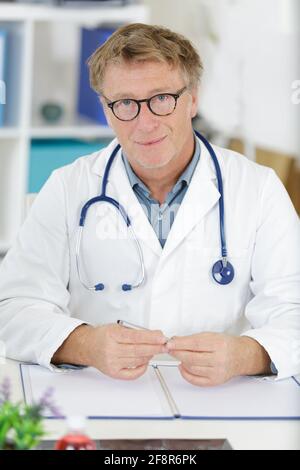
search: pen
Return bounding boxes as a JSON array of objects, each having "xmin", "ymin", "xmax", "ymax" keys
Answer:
[
  {"xmin": 117, "ymin": 319, "xmax": 150, "ymax": 330},
  {"xmin": 117, "ymin": 319, "xmax": 170, "ymax": 342},
  {"xmin": 153, "ymin": 364, "xmax": 180, "ymax": 418}
]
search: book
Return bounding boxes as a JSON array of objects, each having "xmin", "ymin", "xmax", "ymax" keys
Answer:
[
  {"xmin": 77, "ymin": 27, "xmax": 115, "ymax": 125},
  {"xmin": 0, "ymin": 29, "xmax": 7, "ymax": 127},
  {"xmin": 20, "ymin": 363, "xmax": 300, "ymax": 420}
]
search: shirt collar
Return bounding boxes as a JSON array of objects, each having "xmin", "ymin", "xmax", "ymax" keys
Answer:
[{"xmin": 122, "ymin": 136, "xmax": 201, "ymax": 196}]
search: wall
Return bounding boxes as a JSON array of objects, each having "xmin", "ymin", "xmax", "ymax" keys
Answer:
[{"xmin": 144, "ymin": 0, "xmax": 300, "ymax": 160}]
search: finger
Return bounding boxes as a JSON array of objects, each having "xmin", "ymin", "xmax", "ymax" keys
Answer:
[
  {"xmin": 115, "ymin": 326, "xmax": 167, "ymax": 345},
  {"xmin": 179, "ymin": 364, "xmax": 212, "ymax": 387},
  {"xmin": 119, "ymin": 343, "xmax": 167, "ymax": 358},
  {"xmin": 118, "ymin": 356, "xmax": 152, "ymax": 368},
  {"xmin": 118, "ymin": 364, "xmax": 148, "ymax": 380},
  {"xmin": 168, "ymin": 350, "xmax": 214, "ymax": 367},
  {"xmin": 166, "ymin": 333, "xmax": 215, "ymax": 352},
  {"xmin": 180, "ymin": 364, "xmax": 213, "ymax": 376}
]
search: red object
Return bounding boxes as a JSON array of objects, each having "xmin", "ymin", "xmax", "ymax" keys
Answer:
[
  {"xmin": 55, "ymin": 416, "xmax": 96, "ymax": 450},
  {"xmin": 55, "ymin": 433, "xmax": 96, "ymax": 450}
]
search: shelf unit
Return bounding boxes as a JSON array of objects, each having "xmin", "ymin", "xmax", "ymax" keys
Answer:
[
  {"xmin": 0, "ymin": 2, "xmax": 149, "ymax": 255},
  {"xmin": 30, "ymin": 115, "xmax": 115, "ymax": 139}
]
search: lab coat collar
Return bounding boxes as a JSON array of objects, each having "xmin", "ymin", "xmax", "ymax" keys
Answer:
[
  {"xmin": 161, "ymin": 138, "xmax": 221, "ymax": 259},
  {"xmin": 91, "ymin": 137, "xmax": 221, "ymax": 259}
]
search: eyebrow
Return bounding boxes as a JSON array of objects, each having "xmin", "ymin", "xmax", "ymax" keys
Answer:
[{"xmin": 108, "ymin": 87, "xmax": 174, "ymax": 101}]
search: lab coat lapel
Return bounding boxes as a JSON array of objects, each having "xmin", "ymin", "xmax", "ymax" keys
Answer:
[
  {"xmin": 161, "ymin": 141, "xmax": 221, "ymax": 259},
  {"xmin": 92, "ymin": 141, "xmax": 162, "ymax": 258}
]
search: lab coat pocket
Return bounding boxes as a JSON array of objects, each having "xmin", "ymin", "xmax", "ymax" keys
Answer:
[
  {"xmin": 199, "ymin": 238, "xmax": 253, "ymax": 287},
  {"xmin": 180, "ymin": 236, "xmax": 253, "ymax": 334}
]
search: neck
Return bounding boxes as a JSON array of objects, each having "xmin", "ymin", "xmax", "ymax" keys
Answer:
[{"xmin": 132, "ymin": 135, "xmax": 195, "ymax": 205}]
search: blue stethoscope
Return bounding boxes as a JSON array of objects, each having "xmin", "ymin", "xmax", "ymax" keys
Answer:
[{"xmin": 76, "ymin": 130, "xmax": 235, "ymax": 292}]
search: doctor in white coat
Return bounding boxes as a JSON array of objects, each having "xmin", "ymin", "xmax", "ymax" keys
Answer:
[{"xmin": 0, "ymin": 24, "xmax": 300, "ymax": 386}]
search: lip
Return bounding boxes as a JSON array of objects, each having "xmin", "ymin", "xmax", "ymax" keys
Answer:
[{"xmin": 136, "ymin": 136, "xmax": 166, "ymax": 146}]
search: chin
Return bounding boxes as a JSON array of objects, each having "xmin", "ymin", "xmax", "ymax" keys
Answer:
[
  {"xmin": 135, "ymin": 149, "xmax": 174, "ymax": 170},
  {"xmin": 136, "ymin": 157, "xmax": 173, "ymax": 170}
]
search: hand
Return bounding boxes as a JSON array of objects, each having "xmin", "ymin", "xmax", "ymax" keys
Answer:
[
  {"xmin": 166, "ymin": 332, "xmax": 271, "ymax": 387},
  {"xmin": 83, "ymin": 324, "xmax": 168, "ymax": 380}
]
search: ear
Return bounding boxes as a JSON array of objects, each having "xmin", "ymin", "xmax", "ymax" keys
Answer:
[{"xmin": 189, "ymin": 87, "xmax": 199, "ymax": 119}]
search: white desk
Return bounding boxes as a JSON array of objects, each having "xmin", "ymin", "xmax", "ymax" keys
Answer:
[{"xmin": 1, "ymin": 359, "xmax": 300, "ymax": 450}]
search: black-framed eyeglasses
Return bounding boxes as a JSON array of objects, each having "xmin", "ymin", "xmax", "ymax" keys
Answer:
[{"xmin": 104, "ymin": 86, "xmax": 187, "ymax": 121}]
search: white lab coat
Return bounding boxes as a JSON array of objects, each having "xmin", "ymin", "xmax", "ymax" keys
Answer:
[{"xmin": 0, "ymin": 137, "xmax": 299, "ymax": 379}]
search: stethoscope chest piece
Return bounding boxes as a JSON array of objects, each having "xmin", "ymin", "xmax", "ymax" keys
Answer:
[{"xmin": 212, "ymin": 259, "xmax": 235, "ymax": 285}]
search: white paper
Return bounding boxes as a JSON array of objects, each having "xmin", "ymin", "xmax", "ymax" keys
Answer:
[
  {"xmin": 158, "ymin": 366, "xmax": 300, "ymax": 419},
  {"xmin": 21, "ymin": 364, "xmax": 173, "ymax": 419}
]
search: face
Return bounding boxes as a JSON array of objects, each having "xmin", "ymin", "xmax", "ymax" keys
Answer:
[{"xmin": 101, "ymin": 60, "xmax": 198, "ymax": 171}]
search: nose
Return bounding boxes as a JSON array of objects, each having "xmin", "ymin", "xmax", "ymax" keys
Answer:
[{"xmin": 135, "ymin": 101, "xmax": 159, "ymax": 132}]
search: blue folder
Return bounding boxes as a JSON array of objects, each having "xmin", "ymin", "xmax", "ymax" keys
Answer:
[
  {"xmin": 0, "ymin": 29, "xmax": 7, "ymax": 127},
  {"xmin": 77, "ymin": 27, "xmax": 115, "ymax": 125}
]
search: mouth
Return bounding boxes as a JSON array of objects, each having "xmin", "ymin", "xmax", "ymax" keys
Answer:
[{"xmin": 136, "ymin": 136, "xmax": 167, "ymax": 147}]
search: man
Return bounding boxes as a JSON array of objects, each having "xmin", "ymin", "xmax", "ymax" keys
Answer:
[{"xmin": 0, "ymin": 24, "xmax": 299, "ymax": 386}]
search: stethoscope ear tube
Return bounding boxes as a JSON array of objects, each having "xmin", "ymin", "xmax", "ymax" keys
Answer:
[{"xmin": 76, "ymin": 197, "xmax": 145, "ymax": 293}]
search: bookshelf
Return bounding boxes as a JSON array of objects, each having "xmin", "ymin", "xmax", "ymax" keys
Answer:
[{"xmin": 0, "ymin": 2, "xmax": 149, "ymax": 255}]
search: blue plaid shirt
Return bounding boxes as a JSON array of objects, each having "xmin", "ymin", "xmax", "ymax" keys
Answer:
[{"xmin": 122, "ymin": 138, "xmax": 201, "ymax": 247}]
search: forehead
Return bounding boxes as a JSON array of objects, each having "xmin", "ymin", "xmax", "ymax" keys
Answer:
[{"xmin": 102, "ymin": 60, "xmax": 185, "ymax": 99}]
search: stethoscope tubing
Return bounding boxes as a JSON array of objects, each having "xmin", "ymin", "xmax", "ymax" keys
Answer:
[{"xmin": 76, "ymin": 131, "xmax": 234, "ymax": 290}]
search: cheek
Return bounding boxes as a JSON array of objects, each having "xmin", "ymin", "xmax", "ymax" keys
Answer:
[
  {"xmin": 109, "ymin": 121, "xmax": 133, "ymax": 145},
  {"xmin": 178, "ymin": 100, "xmax": 194, "ymax": 124},
  {"xmin": 172, "ymin": 110, "xmax": 193, "ymax": 139},
  {"xmin": 190, "ymin": 99, "xmax": 198, "ymax": 119},
  {"xmin": 114, "ymin": 126, "xmax": 137, "ymax": 155}
]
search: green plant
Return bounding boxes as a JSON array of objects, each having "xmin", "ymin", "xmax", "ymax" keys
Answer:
[{"xmin": 0, "ymin": 377, "xmax": 61, "ymax": 450}]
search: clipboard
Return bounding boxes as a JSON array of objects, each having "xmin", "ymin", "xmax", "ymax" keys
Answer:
[{"xmin": 20, "ymin": 363, "xmax": 300, "ymax": 420}]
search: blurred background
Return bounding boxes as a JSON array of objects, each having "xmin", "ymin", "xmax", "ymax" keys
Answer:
[{"xmin": 0, "ymin": 0, "xmax": 299, "ymax": 259}]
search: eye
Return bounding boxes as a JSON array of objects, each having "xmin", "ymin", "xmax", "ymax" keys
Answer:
[
  {"xmin": 120, "ymin": 99, "xmax": 133, "ymax": 106},
  {"xmin": 157, "ymin": 94, "xmax": 168, "ymax": 101}
]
